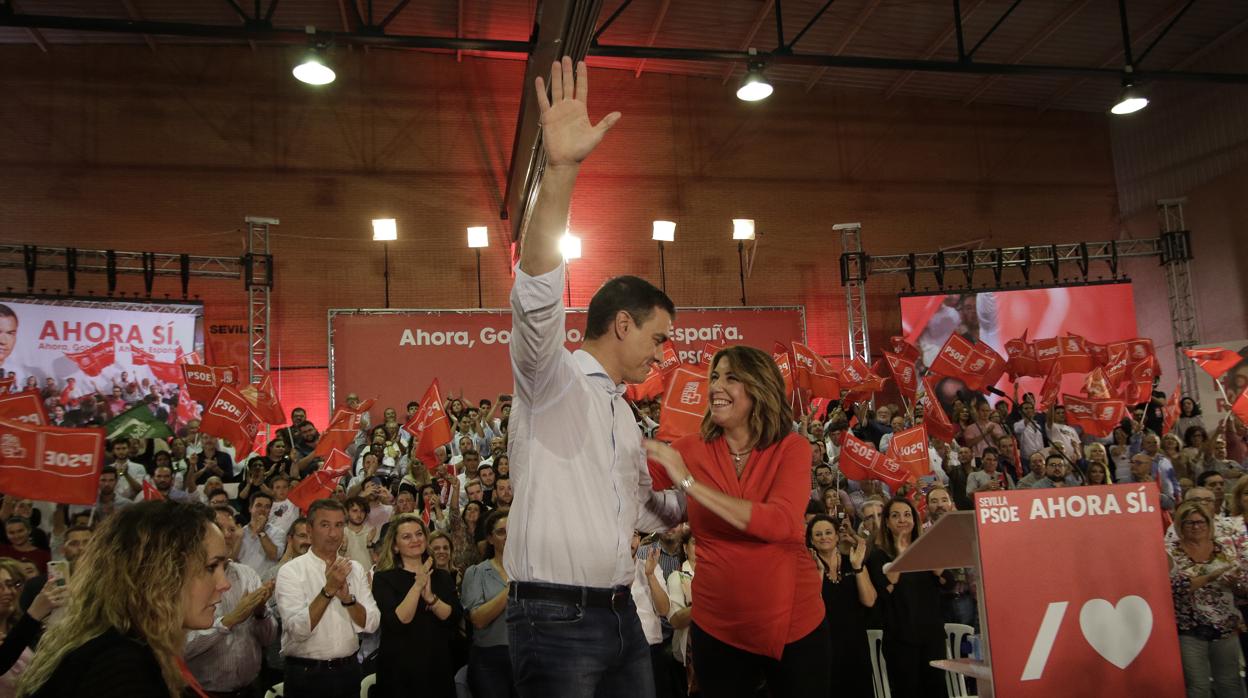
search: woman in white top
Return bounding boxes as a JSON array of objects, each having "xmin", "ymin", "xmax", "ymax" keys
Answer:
[{"xmin": 666, "ymin": 533, "xmax": 697, "ymax": 680}]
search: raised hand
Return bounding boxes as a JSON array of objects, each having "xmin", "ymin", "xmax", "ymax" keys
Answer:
[
  {"xmin": 325, "ymin": 557, "xmax": 351, "ymax": 596},
  {"xmin": 645, "ymin": 546, "xmax": 660, "ymax": 576},
  {"xmin": 643, "ymin": 439, "xmax": 690, "ymax": 488},
  {"xmin": 535, "ymin": 57, "xmax": 621, "ymax": 168}
]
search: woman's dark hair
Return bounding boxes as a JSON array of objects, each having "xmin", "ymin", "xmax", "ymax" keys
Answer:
[
  {"xmin": 805, "ymin": 499, "xmax": 827, "ymax": 518},
  {"xmin": 699, "ymin": 346, "xmax": 794, "ymax": 450},
  {"xmin": 804, "ymin": 514, "xmax": 838, "ymax": 550},
  {"xmin": 482, "ymin": 510, "xmax": 508, "ymax": 559},
  {"xmin": 876, "ymin": 497, "xmax": 921, "ymax": 559},
  {"xmin": 584, "ymin": 275, "xmax": 676, "ymax": 341},
  {"xmin": 1180, "ymin": 397, "xmax": 1200, "ymax": 417},
  {"xmin": 1184, "ymin": 425, "xmax": 1208, "ymax": 448}
]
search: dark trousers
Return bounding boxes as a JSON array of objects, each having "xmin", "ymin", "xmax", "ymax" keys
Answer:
[
  {"xmin": 689, "ymin": 621, "xmax": 831, "ymax": 698},
  {"xmin": 282, "ymin": 659, "xmax": 361, "ymax": 698},
  {"xmin": 882, "ymin": 635, "xmax": 947, "ymax": 698},
  {"xmin": 469, "ymin": 644, "xmax": 517, "ymax": 698},
  {"xmin": 506, "ymin": 585, "xmax": 655, "ymax": 698},
  {"xmin": 650, "ymin": 643, "xmax": 687, "ymax": 698}
]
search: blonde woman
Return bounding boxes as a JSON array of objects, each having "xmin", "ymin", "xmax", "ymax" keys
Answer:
[
  {"xmin": 371, "ymin": 513, "xmax": 462, "ymax": 698},
  {"xmin": 18, "ymin": 501, "xmax": 229, "ymax": 698},
  {"xmin": 0, "ymin": 558, "xmax": 67, "ymax": 681}
]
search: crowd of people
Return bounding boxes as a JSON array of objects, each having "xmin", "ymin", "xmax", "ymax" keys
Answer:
[{"xmin": 2, "ymin": 58, "xmax": 1248, "ymax": 698}]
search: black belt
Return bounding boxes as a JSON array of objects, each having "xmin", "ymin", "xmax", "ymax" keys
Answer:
[
  {"xmin": 284, "ymin": 655, "xmax": 357, "ymax": 670},
  {"xmin": 509, "ymin": 581, "xmax": 632, "ymax": 611}
]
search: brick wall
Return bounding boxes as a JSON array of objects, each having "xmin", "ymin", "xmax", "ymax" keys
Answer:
[{"xmin": 0, "ymin": 45, "xmax": 1121, "ymax": 423}]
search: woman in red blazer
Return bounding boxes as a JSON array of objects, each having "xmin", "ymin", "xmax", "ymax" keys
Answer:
[{"xmin": 645, "ymin": 345, "xmax": 829, "ymax": 697}]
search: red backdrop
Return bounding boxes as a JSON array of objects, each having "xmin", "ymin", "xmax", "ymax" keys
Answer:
[{"xmin": 330, "ymin": 307, "xmax": 806, "ymax": 418}]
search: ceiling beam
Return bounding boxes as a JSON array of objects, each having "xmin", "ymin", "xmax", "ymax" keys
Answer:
[
  {"xmin": 961, "ymin": 0, "xmax": 1091, "ymax": 106},
  {"xmin": 634, "ymin": 0, "xmax": 671, "ymax": 78},
  {"xmin": 1036, "ymin": 0, "xmax": 1189, "ymax": 111},
  {"xmin": 803, "ymin": 0, "xmax": 883, "ymax": 92},
  {"xmin": 882, "ymin": 0, "xmax": 988, "ymax": 100},
  {"xmin": 1170, "ymin": 14, "xmax": 1248, "ymax": 70},
  {"xmin": 119, "ymin": 0, "xmax": 157, "ymax": 52},
  {"xmin": 501, "ymin": 1, "xmax": 605, "ymax": 241},
  {"xmin": 719, "ymin": 0, "xmax": 774, "ymax": 85}
]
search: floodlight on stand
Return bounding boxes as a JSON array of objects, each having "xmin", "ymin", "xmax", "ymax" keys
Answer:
[
  {"xmin": 371, "ymin": 219, "xmax": 397, "ymax": 241},
  {"xmin": 467, "ymin": 226, "xmax": 488, "ymax": 308},
  {"xmin": 653, "ymin": 221, "xmax": 675, "ymax": 293},
  {"xmin": 559, "ymin": 231, "xmax": 582, "ymax": 261},
  {"xmin": 736, "ymin": 63, "xmax": 773, "ymax": 102},
  {"xmin": 371, "ymin": 218, "xmax": 396, "ymax": 308},
  {"xmin": 651, "ymin": 221, "xmax": 675, "ymax": 242},
  {"xmin": 467, "ymin": 226, "xmax": 489, "ymax": 248},
  {"xmin": 732, "ymin": 219, "xmax": 755, "ymax": 240}
]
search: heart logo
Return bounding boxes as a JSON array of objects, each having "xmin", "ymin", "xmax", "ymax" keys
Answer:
[{"xmin": 1079, "ymin": 596, "xmax": 1153, "ymax": 669}]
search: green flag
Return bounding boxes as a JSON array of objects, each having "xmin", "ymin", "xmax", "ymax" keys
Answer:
[{"xmin": 105, "ymin": 403, "xmax": 174, "ymax": 441}]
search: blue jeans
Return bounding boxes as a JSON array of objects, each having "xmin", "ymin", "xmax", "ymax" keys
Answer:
[
  {"xmin": 506, "ymin": 585, "xmax": 655, "ymax": 698},
  {"xmin": 469, "ymin": 644, "xmax": 517, "ymax": 698}
]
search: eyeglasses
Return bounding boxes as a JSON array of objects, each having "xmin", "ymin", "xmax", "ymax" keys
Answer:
[
  {"xmin": 1185, "ymin": 496, "xmax": 1215, "ymax": 504},
  {"xmin": 1181, "ymin": 520, "xmax": 1209, "ymax": 528},
  {"xmin": 492, "ymin": 528, "xmax": 507, "ymax": 537}
]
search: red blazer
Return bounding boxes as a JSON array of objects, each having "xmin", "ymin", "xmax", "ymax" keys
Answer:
[{"xmin": 662, "ymin": 431, "xmax": 824, "ymax": 659}]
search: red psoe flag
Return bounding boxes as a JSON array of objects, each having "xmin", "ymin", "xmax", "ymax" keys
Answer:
[
  {"xmin": 129, "ymin": 344, "xmax": 156, "ymax": 366},
  {"xmin": 888, "ymin": 336, "xmax": 921, "ymax": 363},
  {"xmin": 838, "ymin": 433, "xmax": 880, "ymax": 481},
  {"xmin": 792, "ymin": 342, "xmax": 840, "ymax": 399},
  {"xmin": 404, "ymin": 381, "xmax": 453, "ymax": 468},
  {"xmin": 0, "ymin": 390, "xmax": 48, "ymax": 426},
  {"xmin": 1162, "ymin": 387, "xmax": 1182, "ymax": 436},
  {"xmin": 64, "ymin": 340, "xmax": 116, "ymax": 377},
  {"xmin": 918, "ymin": 375, "xmax": 958, "ymax": 443},
  {"xmin": 625, "ymin": 341, "xmax": 680, "ymax": 402},
  {"xmin": 0, "ymin": 418, "xmax": 104, "ymax": 505},
  {"xmin": 884, "ymin": 352, "xmax": 919, "ymax": 405},
  {"xmin": 928, "ymin": 334, "xmax": 976, "ymax": 380},
  {"xmin": 198, "ymin": 385, "xmax": 261, "ymax": 458},
  {"xmin": 181, "ymin": 364, "xmax": 242, "ymax": 405},
  {"xmin": 239, "ymin": 373, "xmax": 286, "ymax": 425},
  {"xmin": 885, "ymin": 424, "xmax": 930, "ymax": 480},
  {"xmin": 655, "ymin": 367, "xmax": 708, "ymax": 443},
  {"xmin": 838, "ymin": 358, "xmax": 885, "ymax": 399},
  {"xmin": 147, "ymin": 361, "xmax": 186, "ymax": 385},
  {"xmin": 1184, "ymin": 348, "xmax": 1244, "ymax": 381},
  {"xmin": 1057, "ymin": 334, "xmax": 1095, "ymax": 374},
  {"xmin": 1231, "ymin": 387, "xmax": 1248, "ymax": 426},
  {"xmin": 1082, "ymin": 367, "xmax": 1113, "ymax": 400},
  {"xmin": 700, "ymin": 343, "xmax": 726, "ymax": 367},
  {"xmin": 287, "ymin": 449, "xmax": 354, "ymax": 513},
  {"xmin": 1038, "ymin": 361, "xmax": 1063, "ymax": 413},
  {"xmin": 1062, "ymin": 395, "xmax": 1127, "ymax": 438},
  {"xmin": 141, "ymin": 480, "xmax": 165, "ymax": 501},
  {"xmin": 314, "ymin": 399, "xmax": 374, "ymax": 460}
]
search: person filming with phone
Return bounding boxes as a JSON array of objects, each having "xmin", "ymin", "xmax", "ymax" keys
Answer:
[{"xmin": 807, "ymin": 514, "xmax": 876, "ymax": 698}]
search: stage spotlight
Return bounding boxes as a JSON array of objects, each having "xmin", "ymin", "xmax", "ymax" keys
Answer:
[
  {"xmin": 293, "ymin": 52, "xmax": 335, "ymax": 85},
  {"xmin": 652, "ymin": 221, "xmax": 675, "ymax": 242},
  {"xmin": 467, "ymin": 226, "xmax": 489, "ymax": 248},
  {"xmin": 371, "ymin": 219, "xmax": 397, "ymax": 241},
  {"xmin": 560, "ymin": 231, "xmax": 582, "ymax": 261},
  {"xmin": 1110, "ymin": 82, "xmax": 1147, "ymax": 115},
  {"xmin": 736, "ymin": 64, "xmax": 773, "ymax": 102},
  {"xmin": 732, "ymin": 219, "xmax": 755, "ymax": 240}
]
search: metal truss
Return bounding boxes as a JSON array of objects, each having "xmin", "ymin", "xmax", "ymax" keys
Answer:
[
  {"xmin": 244, "ymin": 217, "xmax": 275, "ymax": 386},
  {"xmin": 836, "ymin": 223, "xmax": 871, "ymax": 364},
  {"xmin": 1157, "ymin": 198, "xmax": 1199, "ymax": 399}
]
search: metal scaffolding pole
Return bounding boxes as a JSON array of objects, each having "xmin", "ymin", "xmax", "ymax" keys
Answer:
[
  {"xmin": 1158, "ymin": 198, "xmax": 1199, "ymax": 399},
  {"xmin": 837, "ymin": 223, "xmax": 871, "ymax": 363},
  {"xmin": 244, "ymin": 217, "xmax": 276, "ymax": 385}
]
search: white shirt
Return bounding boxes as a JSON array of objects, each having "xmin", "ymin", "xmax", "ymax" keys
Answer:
[
  {"xmin": 269, "ymin": 499, "xmax": 301, "ymax": 538},
  {"xmin": 184, "ymin": 561, "xmax": 276, "ymax": 691},
  {"xmin": 631, "ymin": 558, "xmax": 665, "ymax": 646},
  {"xmin": 666, "ymin": 562, "xmax": 695, "ymax": 665},
  {"xmin": 239, "ymin": 523, "xmax": 287, "ymax": 580},
  {"xmin": 275, "ymin": 550, "xmax": 380, "ymax": 660},
  {"xmin": 1014, "ymin": 418, "xmax": 1047, "ymax": 460},
  {"xmin": 1048, "ymin": 422, "xmax": 1082, "ymax": 460},
  {"xmin": 112, "ymin": 460, "xmax": 148, "ymax": 501},
  {"xmin": 503, "ymin": 264, "xmax": 685, "ymax": 589}
]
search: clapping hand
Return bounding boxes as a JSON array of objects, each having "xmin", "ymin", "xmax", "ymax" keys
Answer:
[
  {"xmin": 535, "ymin": 57, "xmax": 621, "ymax": 168},
  {"xmin": 325, "ymin": 557, "xmax": 352, "ymax": 599}
]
